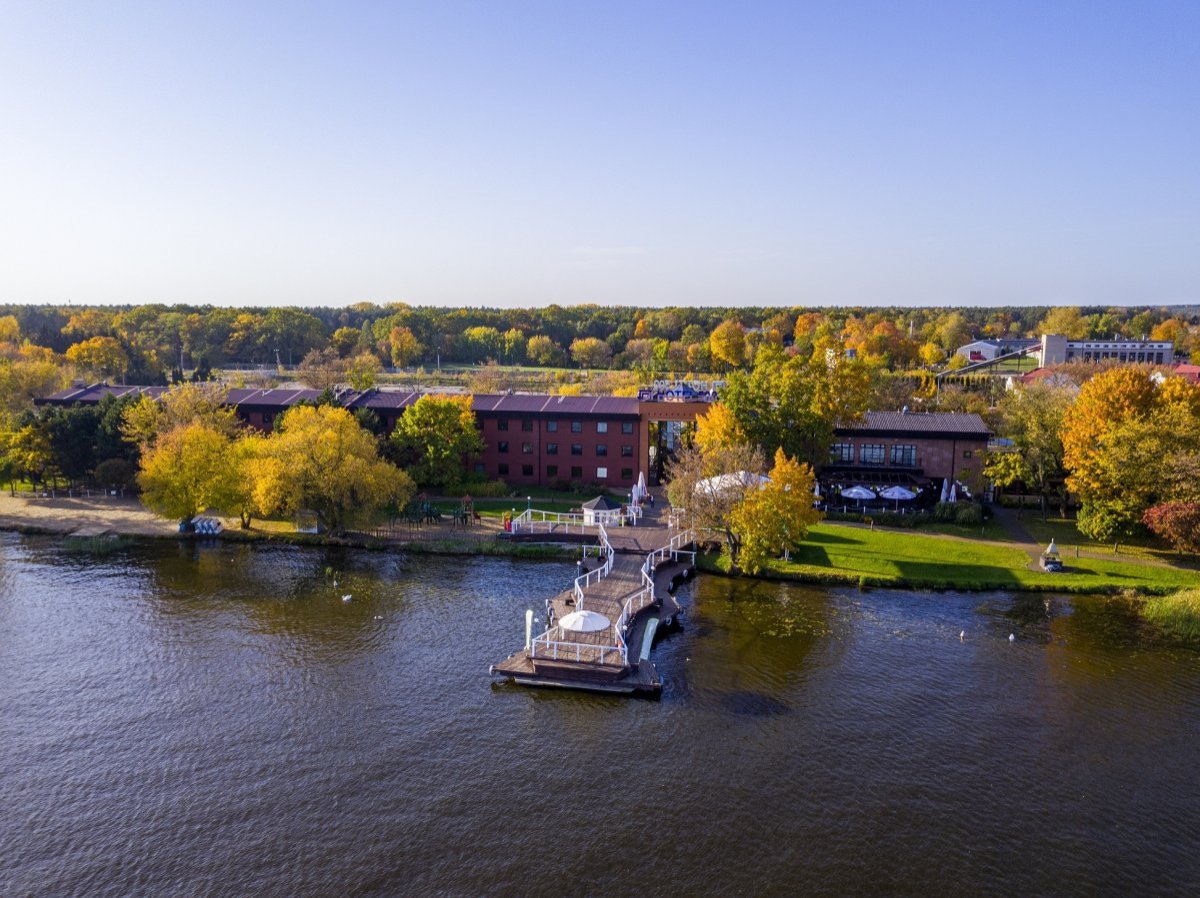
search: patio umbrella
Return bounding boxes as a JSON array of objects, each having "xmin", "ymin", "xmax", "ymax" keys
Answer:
[
  {"xmin": 947, "ymin": 483, "xmax": 958, "ymax": 503},
  {"xmin": 939, "ymin": 479, "xmax": 950, "ymax": 503},
  {"xmin": 558, "ymin": 609, "xmax": 611, "ymax": 633},
  {"xmin": 840, "ymin": 485, "xmax": 876, "ymax": 509},
  {"xmin": 879, "ymin": 485, "xmax": 916, "ymax": 509}
]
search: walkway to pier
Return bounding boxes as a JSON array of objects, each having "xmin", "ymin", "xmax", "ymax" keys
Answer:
[{"xmin": 490, "ymin": 498, "xmax": 695, "ymax": 695}]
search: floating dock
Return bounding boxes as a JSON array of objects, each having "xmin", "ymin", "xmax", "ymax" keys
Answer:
[{"xmin": 489, "ymin": 504, "xmax": 695, "ymax": 696}]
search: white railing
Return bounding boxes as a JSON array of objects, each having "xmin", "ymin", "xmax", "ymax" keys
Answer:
[
  {"xmin": 530, "ymin": 627, "xmax": 627, "ymax": 666},
  {"xmin": 510, "ymin": 504, "xmax": 643, "ymax": 535},
  {"xmin": 573, "ymin": 523, "xmax": 614, "ymax": 607}
]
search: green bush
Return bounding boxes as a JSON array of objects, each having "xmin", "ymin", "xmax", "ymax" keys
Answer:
[
  {"xmin": 954, "ymin": 503, "xmax": 983, "ymax": 525},
  {"xmin": 933, "ymin": 502, "xmax": 957, "ymax": 522}
]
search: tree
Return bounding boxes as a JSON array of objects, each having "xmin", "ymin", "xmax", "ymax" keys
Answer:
[
  {"xmin": 693, "ymin": 403, "xmax": 746, "ymax": 454},
  {"xmin": 390, "ymin": 394, "xmax": 484, "ymax": 487},
  {"xmin": 138, "ymin": 423, "xmax": 240, "ymax": 521},
  {"xmin": 719, "ymin": 343, "xmax": 869, "ymax": 468},
  {"xmin": 729, "ymin": 448, "xmax": 822, "ymax": 573},
  {"xmin": 709, "ymin": 319, "xmax": 747, "ymax": 369},
  {"xmin": 121, "ymin": 383, "xmax": 241, "ymax": 450},
  {"xmin": 989, "ymin": 382, "xmax": 1074, "ymax": 517},
  {"xmin": 569, "ymin": 337, "xmax": 612, "ymax": 369},
  {"xmin": 330, "ymin": 326, "xmax": 362, "ymax": 357},
  {"xmin": 265, "ymin": 405, "xmax": 415, "ymax": 532},
  {"xmin": 297, "ymin": 348, "xmax": 348, "ymax": 390},
  {"xmin": 0, "ymin": 315, "xmax": 19, "ymax": 344},
  {"xmin": 1038, "ymin": 307, "xmax": 1089, "ymax": 339},
  {"xmin": 345, "ymin": 352, "xmax": 381, "ymax": 390},
  {"xmin": 65, "ymin": 336, "xmax": 129, "ymax": 378},
  {"xmin": 919, "ymin": 342, "xmax": 945, "ymax": 367},
  {"xmin": 665, "ymin": 440, "xmax": 765, "ymax": 560},
  {"xmin": 389, "ymin": 326, "xmax": 423, "ymax": 367},
  {"xmin": 1143, "ymin": 502, "xmax": 1200, "ymax": 555},
  {"xmin": 526, "ymin": 335, "xmax": 563, "ymax": 367}
]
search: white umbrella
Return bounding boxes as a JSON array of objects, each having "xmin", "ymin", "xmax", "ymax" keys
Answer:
[
  {"xmin": 637, "ymin": 471, "xmax": 647, "ymax": 499},
  {"xmin": 879, "ymin": 485, "xmax": 916, "ymax": 510},
  {"xmin": 947, "ymin": 483, "xmax": 958, "ymax": 503},
  {"xmin": 840, "ymin": 485, "xmax": 875, "ymax": 510},
  {"xmin": 558, "ymin": 609, "xmax": 611, "ymax": 633},
  {"xmin": 939, "ymin": 479, "xmax": 950, "ymax": 503},
  {"xmin": 813, "ymin": 480, "xmax": 821, "ymax": 498}
]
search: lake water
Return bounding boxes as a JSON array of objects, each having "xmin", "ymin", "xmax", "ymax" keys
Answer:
[{"xmin": 2, "ymin": 533, "xmax": 1198, "ymax": 897}]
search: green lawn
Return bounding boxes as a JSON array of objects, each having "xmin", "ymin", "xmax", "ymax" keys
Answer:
[
  {"xmin": 1017, "ymin": 515, "xmax": 1192, "ymax": 565},
  {"xmin": 725, "ymin": 522, "xmax": 1199, "ymax": 593}
]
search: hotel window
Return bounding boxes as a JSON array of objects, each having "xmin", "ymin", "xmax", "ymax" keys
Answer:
[
  {"xmin": 596, "ymin": 422, "xmax": 608, "ymax": 433},
  {"xmin": 830, "ymin": 443, "xmax": 853, "ymax": 463},
  {"xmin": 546, "ymin": 420, "xmax": 558, "ymax": 433},
  {"xmin": 522, "ymin": 442, "xmax": 533, "ymax": 454},
  {"xmin": 546, "ymin": 442, "xmax": 558, "ymax": 455},
  {"xmin": 571, "ymin": 421, "xmax": 582, "ymax": 433},
  {"xmin": 571, "ymin": 444, "xmax": 583, "ymax": 456},
  {"xmin": 621, "ymin": 445, "xmax": 633, "ymax": 457},
  {"xmin": 571, "ymin": 466, "xmax": 583, "ymax": 479},
  {"xmin": 547, "ymin": 465, "xmax": 558, "ymax": 478},
  {"xmin": 522, "ymin": 464, "xmax": 534, "ymax": 477},
  {"xmin": 521, "ymin": 419, "xmax": 533, "ymax": 432},
  {"xmin": 498, "ymin": 441, "xmax": 509, "ymax": 454},
  {"xmin": 860, "ymin": 444, "xmax": 885, "ymax": 465},
  {"xmin": 497, "ymin": 420, "xmax": 509, "ymax": 431},
  {"xmin": 622, "ymin": 422, "xmax": 634, "ymax": 434},
  {"xmin": 963, "ymin": 450, "xmax": 973, "ymax": 459},
  {"xmin": 621, "ymin": 468, "xmax": 633, "ymax": 480},
  {"xmin": 473, "ymin": 463, "xmax": 485, "ymax": 473},
  {"xmin": 498, "ymin": 463, "xmax": 509, "ymax": 476},
  {"xmin": 891, "ymin": 444, "xmax": 917, "ymax": 466},
  {"xmin": 596, "ymin": 445, "xmax": 607, "ymax": 456},
  {"xmin": 596, "ymin": 467, "xmax": 608, "ymax": 480}
]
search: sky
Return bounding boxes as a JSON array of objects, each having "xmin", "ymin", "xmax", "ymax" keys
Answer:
[{"xmin": 1, "ymin": 1, "xmax": 1198, "ymax": 309}]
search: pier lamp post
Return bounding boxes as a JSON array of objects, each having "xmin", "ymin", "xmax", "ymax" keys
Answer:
[{"xmin": 527, "ymin": 496, "xmax": 531, "ymax": 512}]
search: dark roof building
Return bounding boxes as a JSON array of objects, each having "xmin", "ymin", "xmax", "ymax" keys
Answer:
[{"xmin": 828, "ymin": 411, "xmax": 992, "ymax": 487}]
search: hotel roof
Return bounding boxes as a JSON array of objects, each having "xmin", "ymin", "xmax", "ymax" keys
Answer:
[{"xmin": 840, "ymin": 411, "xmax": 992, "ymax": 437}]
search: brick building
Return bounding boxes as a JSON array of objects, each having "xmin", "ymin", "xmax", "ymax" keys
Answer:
[{"xmin": 825, "ymin": 411, "xmax": 992, "ymax": 487}]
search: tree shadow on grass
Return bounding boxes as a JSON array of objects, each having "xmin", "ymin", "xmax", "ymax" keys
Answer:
[
  {"xmin": 892, "ymin": 559, "xmax": 1022, "ymax": 589},
  {"xmin": 804, "ymin": 529, "xmax": 859, "ymax": 545}
]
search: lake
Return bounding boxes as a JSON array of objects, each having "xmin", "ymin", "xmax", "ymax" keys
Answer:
[{"xmin": 1, "ymin": 534, "xmax": 1198, "ymax": 896}]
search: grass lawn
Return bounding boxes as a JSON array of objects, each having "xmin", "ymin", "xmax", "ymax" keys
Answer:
[
  {"xmin": 1017, "ymin": 515, "xmax": 1193, "ymax": 566},
  {"xmin": 720, "ymin": 522, "xmax": 1199, "ymax": 593}
]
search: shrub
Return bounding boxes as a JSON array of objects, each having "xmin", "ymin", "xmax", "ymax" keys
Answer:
[
  {"xmin": 954, "ymin": 503, "xmax": 983, "ymax": 526},
  {"xmin": 933, "ymin": 502, "xmax": 957, "ymax": 522}
]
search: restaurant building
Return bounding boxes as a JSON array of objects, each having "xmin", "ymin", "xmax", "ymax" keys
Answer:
[{"xmin": 825, "ymin": 411, "xmax": 992, "ymax": 487}]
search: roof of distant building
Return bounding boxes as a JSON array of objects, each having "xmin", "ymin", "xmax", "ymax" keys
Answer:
[{"xmin": 839, "ymin": 411, "xmax": 992, "ymax": 438}]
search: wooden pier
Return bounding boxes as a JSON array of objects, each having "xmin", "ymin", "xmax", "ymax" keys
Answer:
[{"xmin": 490, "ymin": 500, "xmax": 695, "ymax": 696}]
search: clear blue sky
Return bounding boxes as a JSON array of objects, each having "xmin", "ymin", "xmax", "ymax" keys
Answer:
[{"xmin": 2, "ymin": 1, "xmax": 1197, "ymax": 308}]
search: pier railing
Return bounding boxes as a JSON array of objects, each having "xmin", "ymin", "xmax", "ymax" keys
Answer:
[
  {"xmin": 530, "ymin": 629, "xmax": 627, "ymax": 666},
  {"xmin": 573, "ymin": 523, "xmax": 614, "ymax": 607},
  {"xmin": 511, "ymin": 504, "xmax": 643, "ymax": 535}
]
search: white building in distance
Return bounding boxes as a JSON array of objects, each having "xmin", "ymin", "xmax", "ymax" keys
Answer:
[{"xmin": 1040, "ymin": 334, "xmax": 1173, "ymax": 366}]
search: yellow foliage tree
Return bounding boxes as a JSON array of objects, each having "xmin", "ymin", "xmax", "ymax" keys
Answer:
[
  {"xmin": 268, "ymin": 404, "xmax": 415, "ymax": 532},
  {"xmin": 709, "ymin": 319, "xmax": 747, "ymax": 370},
  {"xmin": 729, "ymin": 448, "xmax": 822, "ymax": 573},
  {"xmin": 138, "ymin": 423, "xmax": 239, "ymax": 522},
  {"xmin": 65, "ymin": 336, "xmax": 128, "ymax": 377},
  {"xmin": 693, "ymin": 403, "xmax": 745, "ymax": 454},
  {"xmin": 122, "ymin": 383, "xmax": 241, "ymax": 450}
]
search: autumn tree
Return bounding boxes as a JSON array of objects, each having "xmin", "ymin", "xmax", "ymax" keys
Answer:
[
  {"xmin": 708, "ymin": 319, "xmax": 747, "ymax": 370},
  {"xmin": 389, "ymin": 326, "xmax": 423, "ymax": 367},
  {"xmin": 1142, "ymin": 503, "xmax": 1200, "ymax": 555},
  {"xmin": 729, "ymin": 448, "xmax": 822, "ymax": 573},
  {"xmin": 264, "ymin": 405, "xmax": 415, "ymax": 532},
  {"xmin": 1038, "ymin": 307, "xmax": 1090, "ymax": 340},
  {"xmin": 526, "ymin": 335, "xmax": 563, "ymax": 367},
  {"xmin": 138, "ymin": 423, "xmax": 240, "ymax": 522},
  {"xmin": 665, "ymin": 440, "xmax": 765, "ymax": 560},
  {"xmin": 570, "ymin": 337, "xmax": 612, "ymax": 369},
  {"xmin": 693, "ymin": 403, "xmax": 746, "ymax": 454},
  {"xmin": 65, "ymin": 336, "xmax": 129, "ymax": 378},
  {"xmin": 390, "ymin": 394, "xmax": 484, "ymax": 488},
  {"xmin": 122, "ymin": 383, "xmax": 241, "ymax": 450},
  {"xmin": 985, "ymin": 382, "xmax": 1074, "ymax": 517},
  {"xmin": 1063, "ymin": 368, "xmax": 1200, "ymax": 548}
]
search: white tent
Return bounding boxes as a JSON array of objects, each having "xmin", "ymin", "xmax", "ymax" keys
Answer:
[
  {"xmin": 581, "ymin": 495, "xmax": 623, "ymax": 525},
  {"xmin": 693, "ymin": 471, "xmax": 767, "ymax": 499}
]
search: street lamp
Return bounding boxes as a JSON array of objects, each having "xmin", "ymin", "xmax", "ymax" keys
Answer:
[{"xmin": 527, "ymin": 495, "xmax": 531, "ymax": 512}]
